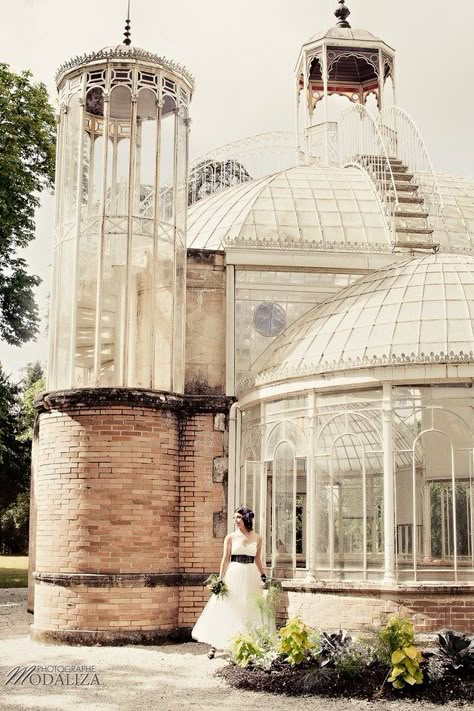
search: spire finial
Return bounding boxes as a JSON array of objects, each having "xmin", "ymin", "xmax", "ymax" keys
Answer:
[
  {"xmin": 334, "ymin": 0, "xmax": 351, "ymax": 28},
  {"xmin": 123, "ymin": 0, "xmax": 132, "ymax": 45}
]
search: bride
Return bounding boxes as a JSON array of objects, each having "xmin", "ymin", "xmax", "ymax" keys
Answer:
[{"xmin": 191, "ymin": 506, "xmax": 267, "ymax": 658}]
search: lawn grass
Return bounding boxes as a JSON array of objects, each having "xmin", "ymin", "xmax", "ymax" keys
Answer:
[{"xmin": 0, "ymin": 556, "xmax": 28, "ymax": 587}]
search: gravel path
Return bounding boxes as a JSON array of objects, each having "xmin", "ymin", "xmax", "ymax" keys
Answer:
[{"xmin": 0, "ymin": 589, "xmax": 471, "ymax": 711}]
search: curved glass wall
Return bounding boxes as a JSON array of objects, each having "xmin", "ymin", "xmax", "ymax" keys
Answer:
[
  {"xmin": 239, "ymin": 385, "xmax": 474, "ymax": 583},
  {"xmin": 49, "ymin": 61, "xmax": 192, "ymax": 392}
]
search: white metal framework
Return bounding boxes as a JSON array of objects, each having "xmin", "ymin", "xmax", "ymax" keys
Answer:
[
  {"xmin": 339, "ymin": 104, "xmax": 399, "ymax": 239},
  {"xmin": 48, "ymin": 47, "xmax": 192, "ymax": 392},
  {"xmin": 238, "ymin": 386, "xmax": 474, "ymax": 584},
  {"xmin": 377, "ymin": 106, "xmax": 444, "ymax": 230}
]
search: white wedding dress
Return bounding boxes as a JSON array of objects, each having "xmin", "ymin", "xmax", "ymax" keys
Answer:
[{"xmin": 191, "ymin": 531, "xmax": 263, "ymax": 650}]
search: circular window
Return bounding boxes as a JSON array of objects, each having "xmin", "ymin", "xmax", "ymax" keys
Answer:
[{"xmin": 252, "ymin": 302, "xmax": 287, "ymax": 337}]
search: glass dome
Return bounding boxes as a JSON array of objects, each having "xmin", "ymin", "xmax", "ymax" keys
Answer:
[
  {"xmin": 187, "ymin": 165, "xmax": 390, "ymax": 250},
  {"xmin": 247, "ymin": 253, "xmax": 474, "ymax": 390},
  {"xmin": 187, "ymin": 166, "xmax": 474, "ymax": 255}
]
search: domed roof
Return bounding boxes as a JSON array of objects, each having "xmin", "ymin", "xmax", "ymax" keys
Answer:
[
  {"xmin": 187, "ymin": 165, "xmax": 474, "ymax": 255},
  {"xmin": 187, "ymin": 165, "xmax": 390, "ymax": 251},
  {"xmin": 56, "ymin": 44, "xmax": 194, "ymax": 89},
  {"xmin": 244, "ymin": 254, "xmax": 474, "ymax": 390},
  {"xmin": 306, "ymin": 26, "xmax": 384, "ymax": 45}
]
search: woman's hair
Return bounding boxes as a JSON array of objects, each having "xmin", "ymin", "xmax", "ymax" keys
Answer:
[{"xmin": 235, "ymin": 506, "xmax": 255, "ymax": 531}]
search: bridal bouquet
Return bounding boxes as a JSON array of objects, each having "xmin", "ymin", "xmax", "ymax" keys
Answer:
[{"xmin": 205, "ymin": 573, "xmax": 229, "ymax": 599}]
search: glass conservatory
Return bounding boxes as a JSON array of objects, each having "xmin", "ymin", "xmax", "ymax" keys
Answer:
[
  {"xmin": 48, "ymin": 46, "xmax": 193, "ymax": 393},
  {"xmin": 236, "ymin": 254, "xmax": 474, "ymax": 584}
]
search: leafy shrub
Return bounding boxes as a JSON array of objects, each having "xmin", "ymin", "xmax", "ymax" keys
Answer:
[
  {"xmin": 434, "ymin": 630, "xmax": 474, "ymax": 672},
  {"xmin": 333, "ymin": 641, "xmax": 373, "ymax": 679},
  {"xmin": 278, "ymin": 617, "xmax": 317, "ymax": 665},
  {"xmin": 318, "ymin": 630, "xmax": 352, "ymax": 668},
  {"xmin": 426, "ymin": 655, "xmax": 447, "ymax": 682},
  {"xmin": 387, "ymin": 645, "xmax": 423, "ymax": 689},
  {"xmin": 377, "ymin": 617, "xmax": 423, "ymax": 690},
  {"xmin": 251, "ymin": 649, "xmax": 280, "ymax": 672},
  {"xmin": 376, "ymin": 616, "xmax": 416, "ymax": 665},
  {"xmin": 231, "ymin": 634, "xmax": 264, "ymax": 668}
]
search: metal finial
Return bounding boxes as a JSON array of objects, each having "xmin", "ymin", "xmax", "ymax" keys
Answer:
[
  {"xmin": 123, "ymin": 0, "xmax": 132, "ymax": 45},
  {"xmin": 334, "ymin": 0, "xmax": 351, "ymax": 28}
]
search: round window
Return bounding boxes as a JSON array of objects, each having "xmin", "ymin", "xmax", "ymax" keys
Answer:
[{"xmin": 252, "ymin": 302, "xmax": 287, "ymax": 337}]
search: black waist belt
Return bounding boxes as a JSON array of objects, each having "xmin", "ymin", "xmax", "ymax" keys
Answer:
[{"xmin": 231, "ymin": 554, "xmax": 255, "ymax": 564}]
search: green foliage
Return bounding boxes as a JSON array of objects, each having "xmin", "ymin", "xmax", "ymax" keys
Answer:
[
  {"xmin": 278, "ymin": 617, "xmax": 317, "ymax": 666},
  {"xmin": 204, "ymin": 573, "xmax": 229, "ymax": 598},
  {"xmin": 333, "ymin": 641, "xmax": 373, "ymax": 679},
  {"xmin": 376, "ymin": 616, "xmax": 416, "ymax": 665},
  {"xmin": 387, "ymin": 645, "xmax": 424, "ymax": 689},
  {"xmin": 0, "ymin": 361, "xmax": 44, "ymax": 553},
  {"xmin": 0, "ymin": 63, "xmax": 56, "ymax": 345},
  {"xmin": 0, "ymin": 365, "xmax": 29, "ymax": 512},
  {"xmin": 256, "ymin": 580, "xmax": 281, "ymax": 631},
  {"xmin": 17, "ymin": 361, "xmax": 45, "ymax": 441},
  {"xmin": 377, "ymin": 617, "xmax": 423, "ymax": 690},
  {"xmin": 231, "ymin": 634, "xmax": 265, "ymax": 668},
  {"xmin": 0, "ymin": 491, "xmax": 30, "ymax": 554}
]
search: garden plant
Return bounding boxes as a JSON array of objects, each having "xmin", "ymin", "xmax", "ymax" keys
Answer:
[{"xmin": 220, "ymin": 613, "xmax": 474, "ymax": 704}]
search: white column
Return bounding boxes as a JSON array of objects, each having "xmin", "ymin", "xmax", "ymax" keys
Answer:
[
  {"xmin": 93, "ymin": 85, "xmax": 110, "ymax": 385},
  {"xmin": 303, "ymin": 54, "xmax": 310, "ymax": 164},
  {"xmin": 378, "ymin": 49, "xmax": 384, "ymax": 110},
  {"xmin": 322, "ymin": 45, "xmax": 329, "ymax": 166},
  {"xmin": 423, "ymin": 479, "xmax": 432, "ymax": 561},
  {"xmin": 382, "ymin": 382, "xmax": 396, "ymax": 584},
  {"xmin": 225, "ymin": 264, "xmax": 236, "ymax": 396},
  {"xmin": 69, "ymin": 85, "xmax": 86, "ymax": 388},
  {"xmin": 305, "ymin": 390, "xmax": 317, "ymax": 582}
]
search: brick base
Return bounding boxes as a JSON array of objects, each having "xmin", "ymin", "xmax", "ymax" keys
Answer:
[
  {"xmin": 31, "ymin": 388, "xmax": 231, "ymax": 645},
  {"xmin": 282, "ymin": 583, "xmax": 474, "ymax": 634}
]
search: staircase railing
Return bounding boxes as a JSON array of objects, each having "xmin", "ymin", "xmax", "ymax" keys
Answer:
[
  {"xmin": 159, "ymin": 131, "xmax": 298, "ymax": 209},
  {"xmin": 377, "ymin": 106, "xmax": 444, "ymax": 229},
  {"xmin": 339, "ymin": 104, "xmax": 399, "ymax": 239}
]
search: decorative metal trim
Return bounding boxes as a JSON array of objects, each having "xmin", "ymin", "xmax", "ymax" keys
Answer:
[
  {"xmin": 238, "ymin": 350, "xmax": 474, "ymax": 394},
  {"xmin": 327, "ymin": 49, "xmax": 379, "ymax": 76},
  {"xmin": 226, "ymin": 236, "xmax": 392, "ymax": 253},
  {"xmin": 56, "ymin": 46, "xmax": 195, "ymax": 89}
]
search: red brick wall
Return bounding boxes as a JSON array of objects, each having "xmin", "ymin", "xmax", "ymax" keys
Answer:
[
  {"xmin": 283, "ymin": 588, "xmax": 474, "ymax": 634},
  {"xmin": 31, "ymin": 391, "xmax": 230, "ymax": 641},
  {"xmin": 35, "ymin": 406, "xmax": 180, "ymax": 575},
  {"xmin": 179, "ymin": 413, "xmax": 226, "ymax": 574}
]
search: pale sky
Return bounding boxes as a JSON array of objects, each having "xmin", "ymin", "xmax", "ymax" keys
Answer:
[{"xmin": 1, "ymin": 0, "xmax": 473, "ymax": 380}]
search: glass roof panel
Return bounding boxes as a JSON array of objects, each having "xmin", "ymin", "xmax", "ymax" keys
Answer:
[{"xmin": 246, "ymin": 254, "xmax": 474, "ymax": 391}]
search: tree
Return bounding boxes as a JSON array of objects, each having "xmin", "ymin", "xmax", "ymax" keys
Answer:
[
  {"xmin": 17, "ymin": 361, "xmax": 45, "ymax": 442},
  {"xmin": 0, "ymin": 365, "xmax": 28, "ymax": 512},
  {"xmin": 0, "ymin": 64, "xmax": 56, "ymax": 346},
  {"xmin": 0, "ymin": 361, "xmax": 44, "ymax": 553}
]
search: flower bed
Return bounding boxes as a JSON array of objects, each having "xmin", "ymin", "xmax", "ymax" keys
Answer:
[
  {"xmin": 218, "ymin": 659, "xmax": 474, "ymax": 704},
  {"xmin": 218, "ymin": 600, "xmax": 474, "ymax": 704}
]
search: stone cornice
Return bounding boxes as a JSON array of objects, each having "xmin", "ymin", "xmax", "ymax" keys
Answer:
[
  {"xmin": 34, "ymin": 572, "xmax": 210, "ymax": 588},
  {"xmin": 35, "ymin": 388, "xmax": 233, "ymax": 416}
]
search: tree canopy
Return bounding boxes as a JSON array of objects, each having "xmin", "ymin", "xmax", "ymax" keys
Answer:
[
  {"xmin": 0, "ymin": 64, "xmax": 56, "ymax": 346},
  {"xmin": 0, "ymin": 360, "xmax": 45, "ymax": 553}
]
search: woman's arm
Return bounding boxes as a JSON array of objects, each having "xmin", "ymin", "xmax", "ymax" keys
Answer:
[
  {"xmin": 254, "ymin": 534, "xmax": 265, "ymax": 576},
  {"xmin": 219, "ymin": 534, "xmax": 232, "ymax": 579}
]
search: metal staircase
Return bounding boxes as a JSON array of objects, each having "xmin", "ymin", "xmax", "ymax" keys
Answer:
[{"xmin": 367, "ymin": 156, "xmax": 437, "ymax": 250}]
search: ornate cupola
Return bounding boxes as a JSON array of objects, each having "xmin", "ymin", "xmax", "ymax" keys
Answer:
[{"xmin": 295, "ymin": 1, "xmax": 396, "ymax": 163}]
